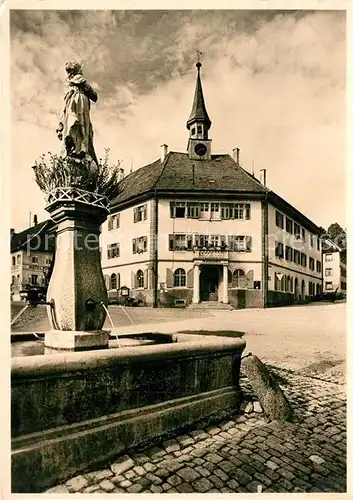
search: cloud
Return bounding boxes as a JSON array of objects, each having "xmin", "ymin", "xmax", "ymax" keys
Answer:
[{"xmin": 10, "ymin": 10, "xmax": 345, "ymax": 231}]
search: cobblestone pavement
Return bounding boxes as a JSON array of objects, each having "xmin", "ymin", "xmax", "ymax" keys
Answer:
[{"xmin": 45, "ymin": 365, "xmax": 346, "ymax": 494}]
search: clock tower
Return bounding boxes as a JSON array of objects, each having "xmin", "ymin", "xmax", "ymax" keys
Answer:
[{"xmin": 187, "ymin": 61, "xmax": 212, "ymax": 161}]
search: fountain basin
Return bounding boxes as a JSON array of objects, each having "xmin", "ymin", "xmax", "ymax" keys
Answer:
[{"xmin": 12, "ymin": 332, "xmax": 245, "ymax": 492}]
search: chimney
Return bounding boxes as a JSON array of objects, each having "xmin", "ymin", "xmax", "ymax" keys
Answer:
[
  {"xmin": 160, "ymin": 144, "xmax": 168, "ymax": 163},
  {"xmin": 232, "ymin": 147, "xmax": 240, "ymax": 164},
  {"xmin": 260, "ymin": 169, "xmax": 267, "ymax": 187},
  {"xmin": 33, "ymin": 214, "xmax": 38, "ymax": 226}
]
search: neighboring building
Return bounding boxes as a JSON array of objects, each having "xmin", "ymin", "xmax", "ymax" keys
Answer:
[
  {"xmin": 322, "ymin": 239, "xmax": 346, "ymax": 296},
  {"xmin": 10, "ymin": 217, "xmax": 55, "ymax": 301},
  {"xmin": 100, "ymin": 61, "xmax": 323, "ymax": 309}
]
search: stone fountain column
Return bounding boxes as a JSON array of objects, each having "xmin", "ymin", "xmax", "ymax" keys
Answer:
[{"xmin": 44, "ymin": 187, "xmax": 110, "ymax": 351}]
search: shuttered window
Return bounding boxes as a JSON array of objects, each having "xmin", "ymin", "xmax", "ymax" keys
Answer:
[
  {"xmin": 133, "ymin": 204, "xmax": 147, "ymax": 223},
  {"xmin": 174, "ymin": 268, "xmax": 186, "ymax": 287},
  {"xmin": 132, "ymin": 236, "xmax": 147, "ymax": 254},
  {"xmin": 228, "ymin": 236, "xmax": 252, "ymax": 252},
  {"xmin": 136, "ymin": 269, "xmax": 144, "ymax": 288},
  {"xmin": 107, "ymin": 243, "xmax": 120, "ymax": 259}
]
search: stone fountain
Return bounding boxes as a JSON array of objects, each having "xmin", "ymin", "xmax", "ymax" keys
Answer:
[{"xmin": 12, "ymin": 62, "xmax": 246, "ymax": 493}]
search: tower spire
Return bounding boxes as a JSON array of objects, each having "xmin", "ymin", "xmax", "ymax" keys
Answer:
[{"xmin": 186, "ymin": 59, "xmax": 212, "ymax": 132}]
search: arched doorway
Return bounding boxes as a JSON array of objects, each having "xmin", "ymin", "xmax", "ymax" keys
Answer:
[
  {"xmin": 301, "ymin": 280, "xmax": 305, "ymax": 299},
  {"xmin": 294, "ymin": 277, "xmax": 299, "ymax": 300}
]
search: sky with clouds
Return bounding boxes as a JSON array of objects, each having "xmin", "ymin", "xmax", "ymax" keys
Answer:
[{"xmin": 10, "ymin": 9, "xmax": 345, "ymax": 231}]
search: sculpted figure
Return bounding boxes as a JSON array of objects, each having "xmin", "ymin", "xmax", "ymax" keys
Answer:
[{"xmin": 57, "ymin": 61, "xmax": 98, "ymax": 165}]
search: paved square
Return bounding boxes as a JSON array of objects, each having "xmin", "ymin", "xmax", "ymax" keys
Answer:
[{"xmin": 45, "ymin": 362, "xmax": 346, "ymax": 494}]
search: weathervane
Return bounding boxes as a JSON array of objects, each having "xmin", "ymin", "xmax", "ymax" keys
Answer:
[{"xmin": 195, "ymin": 48, "xmax": 203, "ymax": 65}]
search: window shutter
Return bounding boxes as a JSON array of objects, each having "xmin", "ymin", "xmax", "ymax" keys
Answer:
[
  {"xmin": 131, "ymin": 271, "xmax": 135, "ymax": 289},
  {"xmin": 246, "ymin": 236, "xmax": 252, "ymax": 252},
  {"xmin": 104, "ymin": 274, "xmax": 110, "ymax": 290},
  {"xmin": 170, "ymin": 202, "xmax": 175, "ymax": 218},
  {"xmin": 194, "ymin": 205, "xmax": 200, "ymax": 218},
  {"xmin": 169, "ymin": 235, "xmax": 175, "ymax": 251},
  {"xmin": 132, "ymin": 238, "xmax": 136, "ymax": 254},
  {"xmin": 133, "ymin": 208, "xmax": 137, "ymax": 223},
  {"xmin": 245, "ymin": 204, "xmax": 251, "ymax": 220},
  {"xmin": 117, "ymin": 273, "xmax": 120, "ymax": 289},
  {"xmin": 144, "ymin": 269, "xmax": 148, "ymax": 289},
  {"xmin": 108, "ymin": 217, "xmax": 113, "ymax": 231},
  {"xmin": 194, "ymin": 234, "xmax": 199, "ymax": 248},
  {"xmin": 187, "ymin": 234, "xmax": 193, "ymax": 250},
  {"xmin": 143, "ymin": 236, "xmax": 147, "ymax": 251},
  {"xmin": 246, "ymin": 270, "xmax": 254, "ymax": 288},
  {"xmin": 107, "ymin": 248, "xmax": 111, "ymax": 259},
  {"xmin": 187, "ymin": 269, "xmax": 194, "ymax": 288},
  {"xmin": 166, "ymin": 268, "xmax": 173, "ymax": 288},
  {"xmin": 143, "ymin": 204, "xmax": 147, "ymax": 220},
  {"xmin": 220, "ymin": 235, "xmax": 226, "ymax": 246}
]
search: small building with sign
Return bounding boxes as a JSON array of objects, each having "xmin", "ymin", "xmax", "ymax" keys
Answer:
[
  {"xmin": 10, "ymin": 218, "xmax": 55, "ymax": 301},
  {"xmin": 99, "ymin": 62, "xmax": 324, "ymax": 309}
]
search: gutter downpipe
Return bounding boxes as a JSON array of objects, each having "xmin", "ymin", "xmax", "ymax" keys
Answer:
[
  {"xmin": 153, "ymin": 190, "xmax": 159, "ymax": 308},
  {"xmin": 262, "ymin": 190, "xmax": 269, "ymax": 308}
]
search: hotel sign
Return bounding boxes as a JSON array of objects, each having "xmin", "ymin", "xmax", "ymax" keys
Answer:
[{"xmin": 27, "ymin": 265, "xmax": 46, "ymax": 271}]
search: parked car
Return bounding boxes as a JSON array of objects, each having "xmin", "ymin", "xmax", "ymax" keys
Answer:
[{"xmin": 312, "ymin": 291, "xmax": 339, "ymax": 303}]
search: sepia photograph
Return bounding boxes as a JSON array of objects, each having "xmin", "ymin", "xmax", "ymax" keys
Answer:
[{"xmin": 7, "ymin": 6, "xmax": 347, "ymax": 495}]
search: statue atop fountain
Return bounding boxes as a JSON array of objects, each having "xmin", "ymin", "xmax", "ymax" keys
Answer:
[
  {"xmin": 32, "ymin": 62, "xmax": 123, "ymax": 351},
  {"xmin": 57, "ymin": 61, "xmax": 99, "ymax": 166}
]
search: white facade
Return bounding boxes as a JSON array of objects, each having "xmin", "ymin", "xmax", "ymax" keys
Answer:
[
  {"xmin": 267, "ymin": 204, "xmax": 322, "ymax": 298},
  {"xmin": 101, "ymin": 197, "xmax": 264, "ymax": 305},
  {"xmin": 323, "ymin": 250, "xmax": 346, "ymax": 295},
  {"xmin": 100, "ymin": 200, "xmax": 153, "ymax": 294}
]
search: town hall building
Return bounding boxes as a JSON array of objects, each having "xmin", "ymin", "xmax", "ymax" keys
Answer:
[{"xmin": 101, "ymin": 61, "xmax": 323, "ymax": 309}]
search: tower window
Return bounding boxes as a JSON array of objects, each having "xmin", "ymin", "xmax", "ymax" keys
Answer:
[
  {"xmin": 191, "ymin": 126, "xmax": 196, "ymax": 136},
  {"xmin": 197, "ymin": 124, "xmax": 203, "ymax": 135}
]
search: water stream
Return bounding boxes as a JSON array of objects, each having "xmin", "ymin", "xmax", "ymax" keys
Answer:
[
  {"xmin": 11, "ymin": 304, "xmax": 29, "ymax": 327},
  {"xmin": 100, "ymin": 302, "xmax": 120, "ymax": 347},
  {"xmin": 118, "ymin": 304, "xmax": 135, "ymax": 326}
]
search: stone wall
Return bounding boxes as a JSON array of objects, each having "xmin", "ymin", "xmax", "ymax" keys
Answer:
[
  {"xmin": 12, "ymin": 333, "xmax": 245, "ymax": 492},
  {"xmin": 267, "ymin": 290, "xmax": 295, "ymax": 307},
  {"xmin": 228, "ymin": 289, "xmax": 263, "ymax": 309}
]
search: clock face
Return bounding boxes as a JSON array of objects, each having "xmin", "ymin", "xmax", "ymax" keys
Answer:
[{"xmin": 194, "ymin": 143, "xmax": 207, "ymax": 156}]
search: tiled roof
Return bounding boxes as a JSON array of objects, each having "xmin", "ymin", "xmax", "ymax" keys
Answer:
[
  {"xmin": 110, "ymin": 152, "xmax": 265, "ymax": 207},
  {"xmin": 110, "ymin": 151, "xmax": 322, "ymax": 233},
  {"xmin": 11, "ymin": 220, "xmax": 56, "ymax": 253}
]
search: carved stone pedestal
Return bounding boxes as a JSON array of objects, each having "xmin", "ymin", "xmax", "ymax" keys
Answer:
[{"xmin": 44, "ymin": 187, "xmax": 109, "ymax": 351}]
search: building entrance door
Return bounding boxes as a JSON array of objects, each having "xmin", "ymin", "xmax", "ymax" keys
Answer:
[{"xmin": 200, "ymin": 265, "xmax": 219, "ymax": 301}]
